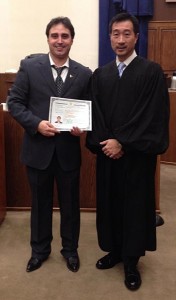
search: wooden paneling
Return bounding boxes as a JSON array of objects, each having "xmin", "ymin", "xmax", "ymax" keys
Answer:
[
  {"xmin": 161, "ymin": 90, "xmax": 176, "ymax": 164},
  {"xmin": 148, "ymin": 22, "xmax": 176, "ymax": 165},
  {"xmin": 147, "ymin": 29, "xmax": 157, "ymax": 62},
  {"xmin": 79, "ymin": 134, "xmax": 96, "ymax": 208},
  {"xmin": 160, "ymin": 30, "xmax": 176, "ymax": 71},
  {"xmin": 3, "ymin": 112, "xmax": 31, "ymax": 208},
  {"xmin": 155, "ymin": 157, "xmax": 161, "ymax": 212},
  {"xmin": 153, "ymin": 0, "xmax": 176, "ymax": 21},
  {"xmin": 0, "ymin": 73, "xmax": 16, "ymax": 103},
  {"xmin": 148, "ymin": 21, "xmax": 176, "ymax": 76},
  {"xmin": 0, "ymin": 107, "xmax": 6, "ymax": 224}
]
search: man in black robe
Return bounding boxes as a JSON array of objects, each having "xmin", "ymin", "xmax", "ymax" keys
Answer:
[{"xmin": 86, "ymin": 12, "xmax": 169, "ymax": 290}]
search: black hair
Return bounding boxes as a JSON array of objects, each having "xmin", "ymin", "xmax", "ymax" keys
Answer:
[
  {"xmin": 109, "ymin": 12, "xmax": 139, "ymax": 35},
  {"xmin": 45, "ymin": 16, "xmax": 75, "ymax": 38}
]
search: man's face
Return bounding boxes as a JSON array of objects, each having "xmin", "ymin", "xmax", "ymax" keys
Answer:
[
  {"xmin": 110, "ymin": 20, "xmax": 138, "ymax": 61},
  {"xmin": 47, "ymin": 23, "xmax": 73, "ymax": 61}
]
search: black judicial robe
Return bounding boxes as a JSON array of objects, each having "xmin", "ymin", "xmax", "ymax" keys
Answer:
[{"xmin": 86, "ymin": 56, "xmax": 169, "ymax": 256}]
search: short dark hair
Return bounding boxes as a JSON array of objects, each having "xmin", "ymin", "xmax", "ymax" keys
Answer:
[
  {"xmin": 109, "ymin": 12, "xmax": 139, "ymax": 35},
  {"xmin": 45, "ymin": 16, "xmax": 75, "ymax": 39}
]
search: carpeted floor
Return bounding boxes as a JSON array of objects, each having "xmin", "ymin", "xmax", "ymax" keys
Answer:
[{"xmin": 0, "ymin": 163, "xmax": 176, "ymax": 300}]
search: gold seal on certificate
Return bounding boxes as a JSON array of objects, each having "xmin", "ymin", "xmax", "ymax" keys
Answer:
[{"xmin": 49, "ymin": 97, "xmax": 92, "ymax": 131}]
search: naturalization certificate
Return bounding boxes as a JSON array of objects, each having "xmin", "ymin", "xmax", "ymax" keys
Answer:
[{"xmin": 49, "ymin": 97, "xmax": 92, "ymax": 131}]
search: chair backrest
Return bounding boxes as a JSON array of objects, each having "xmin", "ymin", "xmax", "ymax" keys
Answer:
[{"xmin": 25, "ymin": 53, "xmax": 45, "ymax": 59}]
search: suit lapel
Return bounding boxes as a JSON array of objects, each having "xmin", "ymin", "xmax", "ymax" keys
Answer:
[
  {"xmin": 37, "ymin": 54, "xmax": 57, "ymax": 95},
  {"xmin": 36, "ymin": 56, "xmax": 79, "ymax": 97},
  {"xmin": 61, "ymin": 59, "xmax": 78, "ymax": 96}
]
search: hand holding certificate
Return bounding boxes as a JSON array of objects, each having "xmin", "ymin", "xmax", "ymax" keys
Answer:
[{"xmin": 49, "ymin": 97, "xmax": 92, "ymax": 131}]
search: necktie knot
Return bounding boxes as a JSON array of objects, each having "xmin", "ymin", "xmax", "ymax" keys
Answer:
[
  {"xmin": 54, "ymin": 66, "xmax": 65, "ymax": 76},
  {"xmin": 118, "ymin": 62, "xmax": 126, "ymax": 77}
]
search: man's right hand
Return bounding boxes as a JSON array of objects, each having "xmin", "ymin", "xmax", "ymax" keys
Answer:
[
  {"xmin": 37, "ymin": 120, "xmax": 59, "ymax": 136},
  {"xmin": 100, "ymin": 139, "xmax": 124, "ymax": 159}
]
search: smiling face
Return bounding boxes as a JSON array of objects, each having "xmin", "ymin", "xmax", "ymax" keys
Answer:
[
  {"xmin": 110, "ymin": 20, "xmax": 138, "ymax": 62},
  {"xmin": 47, "ymin": 23, "xmax": 73, "ymax": 65}
]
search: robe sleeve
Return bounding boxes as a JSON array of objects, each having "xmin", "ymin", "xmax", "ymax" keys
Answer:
[{"xmin": 86, "ymin": 71, "xmax": 110, "ymax": 154}]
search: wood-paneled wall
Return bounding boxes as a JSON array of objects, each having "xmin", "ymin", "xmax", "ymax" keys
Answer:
[
  {"xmin": 148, "ymin": 21, "xmax": 176, "ymax": 77},
  {"xmin": 147, "ymin": 21, "xmax": 176, "ymax": 164},
  {"xmin": 161, "ymin": 90, "xmax": 176, "ymax": 164},
  {"xmin": 0, "ymin": 107, "xmax": 6, "ymax": 223}
]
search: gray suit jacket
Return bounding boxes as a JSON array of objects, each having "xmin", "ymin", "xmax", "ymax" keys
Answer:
[{"xmin": 8, "ymin": 54, "xmax": 92, "ymax": 171}]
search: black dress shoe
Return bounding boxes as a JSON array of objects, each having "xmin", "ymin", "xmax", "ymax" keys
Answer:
[
  {"xmin": 124, "ymin": 266, "xmax": 141, "ymax": 291},
  {"xmin": 156, "ymin": 213, "xmax": 164, "ymax": 227},
  {"xmin": 66, "ymin": 256, "xmax": 80, "ymax": 272},
  {"xmin": 26, "ymin": 257, "xmax": 46, "ymax": 272},
  {"xmin": 96, "ymin": 252, "xmax": 122, "ymax": 269}
]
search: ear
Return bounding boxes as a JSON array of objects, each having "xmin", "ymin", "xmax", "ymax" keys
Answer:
[{"xmin": 135, "ymin": 33, "xmax": 139, "ymax": 44}]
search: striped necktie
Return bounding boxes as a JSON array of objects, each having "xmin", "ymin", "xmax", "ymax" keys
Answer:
[
  {"xmin": 53, "ymin": 66, "xmax": 65, "ymax": 96},
  {"xmin": 118, "ymin": 62, "xmax": 126, "ymax": 77}
]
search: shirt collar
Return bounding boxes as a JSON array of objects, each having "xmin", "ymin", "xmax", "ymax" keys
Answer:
[
  {"xmin": 116, "ymin": 50, "xmax": 137, "ymax": 67},
  {"xmin": 49, "ymin": 53, "xmax": 69, "ymax": 68}
]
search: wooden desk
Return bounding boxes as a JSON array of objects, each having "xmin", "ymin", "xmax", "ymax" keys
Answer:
[
  {"xmin": 155, "ymin": 157, "xmax": 161, "ymax": 212},
  {"xmin": 0, "ymin": 107, "xmax": 6, "ymax": 224},
  {"xmin": 0, "ymin": 73, "xmax": 16, "ymax": 103},
  {"xmin": 161, "ymin": 90, "xmax": 176, "ymax": 164}
]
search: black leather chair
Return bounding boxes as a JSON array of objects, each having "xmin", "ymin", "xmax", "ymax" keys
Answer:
[{"xmin": 25, "ymin": 53, "xmax": 45, "ymax": 59}]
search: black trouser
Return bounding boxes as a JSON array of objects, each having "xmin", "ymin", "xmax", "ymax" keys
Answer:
[{"xmin": 27, "ymin": 154, "xmax": 80, "ymax": 260}]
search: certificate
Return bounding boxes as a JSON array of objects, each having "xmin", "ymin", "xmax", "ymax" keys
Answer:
[{"xmin": 49, "ymin": 97, "xmax": 92, "ymax": 131}]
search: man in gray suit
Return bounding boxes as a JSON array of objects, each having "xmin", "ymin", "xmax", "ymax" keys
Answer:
[{"xmin": 8, "ymin": 16, "xmax": 92, "ymax": 273}]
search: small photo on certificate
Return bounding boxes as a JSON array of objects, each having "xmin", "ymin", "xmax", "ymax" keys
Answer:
[{"xmin": 49, "ymin": 97, "xmax": 92, "ymax": 131}]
